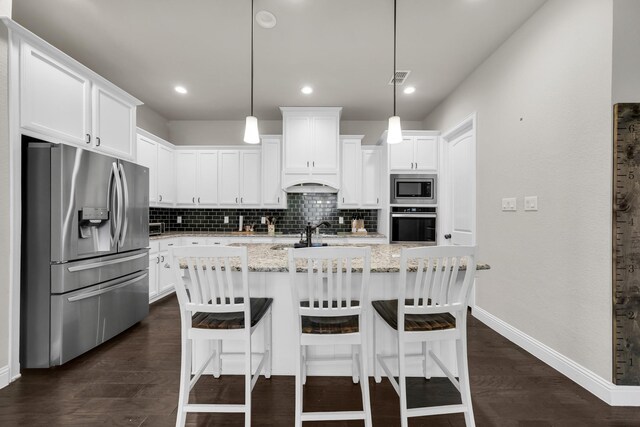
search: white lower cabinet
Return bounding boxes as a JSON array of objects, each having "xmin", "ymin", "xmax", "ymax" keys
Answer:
[
  {"xmin": 148, "ymin": 253, "xmax": 159, "ymax": 301},
  {"xmin": 149, "ymin": 238, "xmax": 181, "ymax": 303}
]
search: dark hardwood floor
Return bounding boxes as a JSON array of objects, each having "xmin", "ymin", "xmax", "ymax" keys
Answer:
[{"xmin": 1, "ymin": 295, "xmax": 639, "ymax": 426}]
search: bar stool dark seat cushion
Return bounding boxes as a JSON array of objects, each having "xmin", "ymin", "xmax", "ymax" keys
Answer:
[
  {"xmin": 192, "ymin": 298, "xmax": 273, "ymax": 330},
  {"xmin": 372, "ymin": 299, "xmax": 456, "ymax": 332},
  {"xmin": 300, "ymin": 300, "xmax": 360, "ymax": 334}
]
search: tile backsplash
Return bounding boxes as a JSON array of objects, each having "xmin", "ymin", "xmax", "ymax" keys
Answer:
[{"xmin": 149, "ymin": 193, "xmax": 378, "ymax": 234}]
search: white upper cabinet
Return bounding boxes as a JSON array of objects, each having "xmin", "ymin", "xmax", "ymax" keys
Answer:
[
  {"xmin": 136, "ymin": 135, "xmax": 158, "ymax": 204},
  {"xmin": 261, "ymin": 137, "xmax": 286, "ymax": 208},
  {"xmin": 156, "ymin": 145, "xmax": 175, "ymax": 204},
  {"xmin": 338, "ymin": 137, "xmax": 362, "ymax": 207},
  {"xmin": 20, "ymin": 43, "xmax": 91, "ymax": 146},
  {"xmin": 388, "ymin": 132, "xmax": 439, "ymax": 172},
  {"xmin": 17, "ymin": 33, "xmax": 140, "ymax": 160},
  {"xmin": 175, "ymin": 151, "xmax": 198, "ymax": 205},
  {"xmin": 240, "ymin": 151, "xmax": 261, "ymax": 206},
  {"xmin": 197, "ymin": 151, "xmax": 219, "ymax": 205},
  {"xmin": 136, "ymin": 131, "xmax": 174, "ymax": 206},
  {"xmin": 176, "ymin": 150, "xmax": 219, "ymax": 207},
  {"xmin": 361, "ymin": 148, "xmax": 382, "ymax": 207},
  {"xmin": 218, "ymin": 150, "xmax": 241, "ymax": 205},
  {"xmin": 91, "ymin": 84, "xmax": 135, "ymax": 159},
  {"xmin": 281, "ymin": 107, "xmax": 341, "ymax": 189}
]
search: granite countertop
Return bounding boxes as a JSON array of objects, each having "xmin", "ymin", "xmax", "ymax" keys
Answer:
[
  {"xmin": 151, "ymin": 231, "xmax": 387, "ymax": 241},
  {"xmin": 171, "ymin": 243, "xmax": 490, "ymax": 273}
]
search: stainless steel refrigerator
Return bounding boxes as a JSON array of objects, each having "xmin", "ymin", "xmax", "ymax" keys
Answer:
[{"xmin": 21, "ymin": 140, "xmax": 150, "ymax": 368}]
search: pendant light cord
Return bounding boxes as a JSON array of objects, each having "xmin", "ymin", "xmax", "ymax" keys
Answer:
[
  {"xmin": 393, "ymin": 0, "xmax": 397, "ymax": 117},
  {"xmin": 251, "ymin": 0, "xmax": 254, "ymax": 117}
]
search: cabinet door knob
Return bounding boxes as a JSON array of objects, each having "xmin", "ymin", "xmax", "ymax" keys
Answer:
[
  {"xmin": 85, "ymin": 134, "xmax": 91, "ymax": 144},
  {"xmin": 96, "ymin": 137, "xmax": 101, "ymax": 147}
]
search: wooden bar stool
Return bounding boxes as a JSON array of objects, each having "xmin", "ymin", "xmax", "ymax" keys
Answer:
[
  {"xmin": 169, "ymin": 245, "xmax": 273, "ymax": 427},
  {"xmin": 288, "ymin": 246, "xmax": 373, "ymax": 426},
  {"xmin": 372, "ymin": 245, "xmax": 477, "ymax": 427}
]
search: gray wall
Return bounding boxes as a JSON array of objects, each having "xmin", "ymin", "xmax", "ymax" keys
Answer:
[
  {"xmin": 424, "ymin": 0, "xmax": 613, "ymax": 380},
  {"xmin": 167, "ymin": 119, "xmax": 425, "ymax": 146},
  {"xmin": 612, "ymin": 0, "xmax": 640, "ymax": 103},
  {"xmin": 136, "ymin": 105, "xmax": 170, "ymax": 141}
]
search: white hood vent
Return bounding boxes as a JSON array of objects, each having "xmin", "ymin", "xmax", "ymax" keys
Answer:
[{"xmin": 285, "ymin": 183, "xmax": 339, "ymax": 194}]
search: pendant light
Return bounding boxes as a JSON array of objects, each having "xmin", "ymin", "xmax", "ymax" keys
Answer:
[
  {"xmin": 244, "ymin": 0, "xmax": 260, "ymax": 144},
  {"xmin": 387, "ymin": 0, "xmax": 402, "ymax": 145}
]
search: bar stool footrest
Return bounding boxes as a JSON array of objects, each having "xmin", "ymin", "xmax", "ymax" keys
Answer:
[{"xmin": 301, "ymin": 410, "xmax": 367, "ymax": 421}]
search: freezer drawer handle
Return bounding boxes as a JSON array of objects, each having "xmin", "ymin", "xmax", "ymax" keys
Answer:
[
  {"xmin": 67, "ymin": 272, "xmax": 148, "ymax": 302},
  {"xmin": 67, "ymin": 252, "xmax": 148, "ymax": 272}
]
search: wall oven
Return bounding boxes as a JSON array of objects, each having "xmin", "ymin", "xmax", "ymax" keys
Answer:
[
  {"xmin": 390, "ymin": 174, "xmax": 437, "ymax": 205},
  {"xmin": 390, "ymin": 207, "xmax": 437, "ymax": 244}
]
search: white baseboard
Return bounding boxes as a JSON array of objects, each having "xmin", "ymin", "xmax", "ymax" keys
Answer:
[
  {"xmin": 0, "ymin": 365, "xmax": 9, "ymax": 389},
  {"xmin": 472, "ymin": 305, "xmax": 640, "ymax": 407}
]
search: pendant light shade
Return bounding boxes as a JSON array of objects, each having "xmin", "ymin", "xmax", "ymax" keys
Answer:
[
  {"xmin": 387, "ymin": 0, "xmax": 402, "ymax": 145},
  {"xmin": 244, "ymin": 115, "xmax": 260, "ymax": 144},
  {"xmin": 387, "ymin": 116, "xmax": 402, "ymax": 144},
  {"xmin": 244, "ymin": 0, "xmax": 260, "ymax": 144}
]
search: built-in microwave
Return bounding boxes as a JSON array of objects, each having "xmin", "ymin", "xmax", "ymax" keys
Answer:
[{"xmin": 390, "ymin": 174, "xmax": 437, "ymax": 205}]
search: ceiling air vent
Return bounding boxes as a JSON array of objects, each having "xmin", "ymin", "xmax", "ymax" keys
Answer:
[{"xmin": 388, "ymin": 70, "xmax": 411, "ymax": 85}]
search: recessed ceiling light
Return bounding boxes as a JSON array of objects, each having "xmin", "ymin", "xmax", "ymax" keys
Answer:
[
  {"xmin": 403, "ymin": 86, "xmax": 416, "ymax": 94},
  {"xmin": 256, "ymin": 10, "xmax": 277, "ymax": 29},
  {"xmin": 301, "ymin": 86, "xmax": 313, "ymax": 95},
  {"xmin": 174, "ymin": 86, "xmax": 187, "ymax": 94}
]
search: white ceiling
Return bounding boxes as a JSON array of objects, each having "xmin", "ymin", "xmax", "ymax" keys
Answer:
[{"xmin": 13, "ymin": 0, "xmax": 546, "ymax": 121}]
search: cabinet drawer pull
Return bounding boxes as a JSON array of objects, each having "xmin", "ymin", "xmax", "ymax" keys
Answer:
[
  {"xmin": 235, "ymin": 197, "xmax": 238, "ymax": 203},
  {"xmin": 415, "ymin": 162, "xmax": 418, "ymax": 169},
  {"xmin": 96, "ymin": 137, "xmax": 101, "ymax": 147},
  {"xmin": 85, "ymin": 134, "xmax": 91, "ymax": 144},
  {"xmin": 411, "ymin": 162, "xmax": 414, "ymax": 169},
  {"xmin": 159, "ymin": 195, "xmax": 163, "ymax": 202},
  {"xmin": 160, "ymin": 255, "xmax": 165, "ymax": 262},
  {"xmin": 277, "ymin": 196, "xmax": 280, "ymax": 203},
  {"xmin": 198, "ymin": 197, "xmax": 201, "ymax": 203},
  {"xmin": 241, "ymin": 197, "xmax": 243, "ymax": 203},
  {"xmin": 307, "ymin": 161, "xmax": 309, "ymax": 167},
  {"xmin": 156, "ymin": 256, "xmax": 160, "ymax": 264},
  {"xmin": 192, "ymin": 197, "xmax": 195, "ymax": 203},
  {"xmin": 312, "ymin": 161, "xmax": 315, "ymax": 167},
  {"xmin": 377, "ymin": 197, "xmax": 379, "ymax": 204}
]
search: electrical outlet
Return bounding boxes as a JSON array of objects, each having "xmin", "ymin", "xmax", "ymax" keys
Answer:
[
  {"xmin": 176, "ymin": 216, "xmax": 182, "ymax": 224},
  {"xmin": 502, "ymin": 197, "xmax": 517, "ymax": 212},
  {"xmin": 224, "ymin": 216, "xmax": 229, "ymax": 224},
  {"xmin": 339, "ymin": 217, "xmax": 344, "ymax": 224},
  {"xmin": 261, "ymin": 217, "xmax": 266, "ymax": 224},
  {"xmin": 524, "ymin": 196, "xmax": 538, "ymax": 211}
]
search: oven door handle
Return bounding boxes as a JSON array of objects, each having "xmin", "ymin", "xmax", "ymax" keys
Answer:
[{"xmin": 391, "ymin": 214, "xmax": 437, "ymax": 218}]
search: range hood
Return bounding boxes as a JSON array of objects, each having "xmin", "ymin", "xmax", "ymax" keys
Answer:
[{"xmin": 285, "ymin": 183, "xmax": 339, "ymax": 194}]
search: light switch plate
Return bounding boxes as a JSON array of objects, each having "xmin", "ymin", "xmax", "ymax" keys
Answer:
[
  {"xmin": 339, "ymin": 217, "xmax": 344, "ymax": 224},
  {"xmin": 502, "ymin": 197, "xmax": 517, "ymax": 212},
  {"xmin": 261, "ymin": 217, "xmax": 266, "ymax": 224},
  {"xmin": 224, "ymin": 216, "xmax": 229, "ymax": 224},
  {"xmin": 524, "ymin": 196, "xmax": 538, "ymax": 211},
  {"xmin": 176, "ymin": 216, "xmax": 182, "ymax": 224}
]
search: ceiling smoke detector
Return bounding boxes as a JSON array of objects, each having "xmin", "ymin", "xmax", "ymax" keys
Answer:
[
  {"xmin": 256, "ymin": 10, "xmax": 277, "ymax": 29},
  {"xmin": 388, "ymin": 70, "xmax": 411, "ymax": 85}
]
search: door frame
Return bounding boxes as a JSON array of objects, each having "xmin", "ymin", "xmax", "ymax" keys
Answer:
[{"xmin": 439, "ymin": 113, "xmax": 477, "ymax": 304}]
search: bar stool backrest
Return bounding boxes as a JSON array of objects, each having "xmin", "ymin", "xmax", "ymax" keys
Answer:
[
  {"xmin": 288, "ymin": 246, "xmax": 371, "ymax": 329},
  {"xmin": 398, "ymin": 245, "xmax": 477, "ymax": 323},
  {"xmin": 169, "ymin": 245, "xmax": 251, "ymax": 327}
]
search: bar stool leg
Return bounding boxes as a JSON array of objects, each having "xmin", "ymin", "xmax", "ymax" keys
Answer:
[
  {"xmin": 244, "ymin": 334, "xmax": 252, "ymax": 427},
  {"xmin": 176, "ymin": 335, "xmax": 191, "ymax": 427},
  {"xmin": 422, "ymin": 341, "xmax": 431, "ymax": 380},
  {"xmin": 359, "ymin": 342, "xmax": 373, "ymax": 427},
  {"xmin": 295, "ymin": 343, "xmax": 303, "ymax": 427},
  {"xmin": 265, "ymin": 309, "xmax": 272, "ymax": 379},
  {"xmin": 352, "ymin": 345, "xmax": 359, "ymax": 384},
  {"xmin": 302, "ymin": 345, "xmax": 308, "ymax": 385},
  {"xmin": 398, "ymin": 337, "xmax": 409, "ymax": 427},
  {"xmin": 456, "ymin": 336, "xmax": 476, "ymax": 427},
  {"xmin": 373, "ymin": 313, "xmax": 381, "ymax": 383},
  {"xmin": 213, "ymin": 339, "xmax": 222, "ymax": 379}
]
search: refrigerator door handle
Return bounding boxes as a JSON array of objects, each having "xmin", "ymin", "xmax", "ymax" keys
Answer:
[
  {"xmin": 107, "ymin": 163, "xmax": 117, "ymax": 245},
  {"xmin": 111, "ymin": 162, "xmax": 123, "ymax": 247},
  {"xmin": 67, "ymin": 272, "xmax": 148, "ymax": 302},
  {"xmin": 118, "ymin": 163, "xmax": 129, "ymax": 246}
]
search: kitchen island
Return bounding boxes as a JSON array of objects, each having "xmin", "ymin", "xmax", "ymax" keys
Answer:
[{"xmin": 182, "ymin": 242, "xmax": 490, "ymax": 378}]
